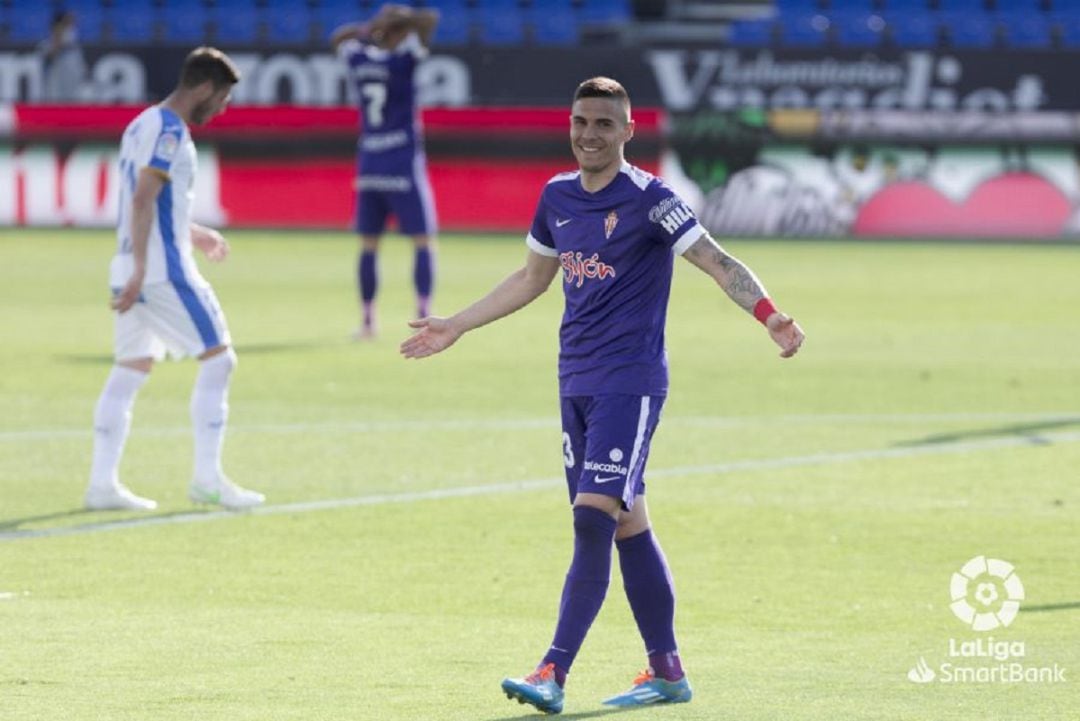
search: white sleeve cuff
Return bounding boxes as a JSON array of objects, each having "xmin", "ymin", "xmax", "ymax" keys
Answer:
[
  {"xmin": 526, "ymin": 233, "xmax": 558, "ymax": 257},
  {"xmin": 672, "ymin": 223, "xmax": 706, "ymax": 255}
]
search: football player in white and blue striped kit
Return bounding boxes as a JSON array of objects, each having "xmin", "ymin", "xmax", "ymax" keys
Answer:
[
  {"xmin": 85, "ymin": 47, "xmax": 264, "ymax": 512},
  {"xmin": 402, "ymin": 77, "xmax": 805, "ymax": 713}
]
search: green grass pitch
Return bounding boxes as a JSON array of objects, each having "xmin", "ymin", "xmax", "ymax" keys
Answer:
[{"xmin": 1, "ymin": 228, "xmax": 1078, "ymax": 720}]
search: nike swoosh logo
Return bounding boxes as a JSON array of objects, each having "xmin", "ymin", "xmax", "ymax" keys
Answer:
[
  {"xmin": 594, "ymin": 475, "xmax": 621, "ymax": 484},
  {"xmin": 556, "ymin": 218, "xmax": 572, "ymax": 227}
]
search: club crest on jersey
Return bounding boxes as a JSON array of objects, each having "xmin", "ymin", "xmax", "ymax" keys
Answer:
[
  {"xmin": 559, "ymin": 251, "xmax": 616, "ymax": 288},
  {"xmin": 604, "ymin": 210, "xmax": 619, "ymax": 239}
]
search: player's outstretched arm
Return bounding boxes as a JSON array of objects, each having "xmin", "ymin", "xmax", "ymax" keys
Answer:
[
  {"xmin": 682, "ymin": 232, "xmax": 805, "ymax": 358},
  {"xmin": 401, "ymin": 249, "xmax": 559, "ymax": 359}
]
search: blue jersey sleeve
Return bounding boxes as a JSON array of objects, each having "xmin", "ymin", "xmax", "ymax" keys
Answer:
[
  {"xmin": 148, "ymin": 108, "xmax": 183, "ymax": 175},
  {"xmin": 645, "ymin": 180, "xmax": 704, "ymax": 255},
  {"xmin": 525, "ymin": 189, "xmax": 558, "ymax": 257}
]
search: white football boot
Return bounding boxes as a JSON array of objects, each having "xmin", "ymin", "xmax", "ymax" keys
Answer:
[
  {"xmin": 188, "ymin": 477, "xmax": 265, "ymax": 510},
  {"xmin": 84, "ymin": 483, "xmax": 158, "ymax": 511}
]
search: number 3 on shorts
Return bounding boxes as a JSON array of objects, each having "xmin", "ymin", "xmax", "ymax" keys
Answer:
[{"xmin": 562, "ymin": 432, "xmax": 575, "ymax": 468}]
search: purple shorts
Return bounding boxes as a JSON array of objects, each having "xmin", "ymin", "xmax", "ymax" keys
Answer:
[
  {"xmin": 560, "ymin": 394, "xmax": 665, "ymax": 511},
  {"xmin": 355, "ymin": 148, "xmax": 437, "ymax": 236}
]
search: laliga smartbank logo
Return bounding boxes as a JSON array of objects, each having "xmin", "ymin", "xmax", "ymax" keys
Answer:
[
  {"xmin": 949, "ymin": 555, "xmax": 1024, "ymax": 631},
  {"xmin": 907, "ymin": 556, "xmax": 1066, "ymax": 685}
]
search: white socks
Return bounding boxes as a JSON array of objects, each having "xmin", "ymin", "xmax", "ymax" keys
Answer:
[
  {"xmin": 89, "ymin": 366, "xmax": 149, "ymax": 489},
  {"xmin": 190, "ymin": 349, "xmax": 236, "ymax": 484}
]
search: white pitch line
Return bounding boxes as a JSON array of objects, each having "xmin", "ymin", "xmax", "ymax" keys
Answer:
[
  {"xmin": 2, "ymin": 411, "xmax": 1078, "ymax": 443},
  {"xmin": 3, "ymin": 429, "xmax": 1078, "ymax": 543}
]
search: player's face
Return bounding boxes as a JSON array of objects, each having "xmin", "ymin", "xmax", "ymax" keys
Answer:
[
  {"xmin": 570, "ymin": 97, "xmax": 634, "ymax": 175},
  {"xmin": 191, "ymin": 85, "xmax": 232, "ymax": 126}
]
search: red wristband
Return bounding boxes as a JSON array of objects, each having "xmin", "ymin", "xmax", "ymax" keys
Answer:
[{"xmin": 753, "ymin": 298, "xmax": 778, "ymax": 325}]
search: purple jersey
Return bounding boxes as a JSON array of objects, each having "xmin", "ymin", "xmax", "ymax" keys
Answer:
[
  {"xmin": 527, "ymin": 162, "xmax": 704, "ymax": 397},
  {"xmin": 338, "ymin": 32, "xmax": 426, "ymax": 158}
]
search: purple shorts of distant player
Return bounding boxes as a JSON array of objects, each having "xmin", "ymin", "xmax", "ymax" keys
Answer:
[
  {"xmin": 560, "ymin": 394, "xmax": 665, "ymax": 511},
  {"xmin": 355, "ymin": 147, "xmax": 437, "ymax": 236}
]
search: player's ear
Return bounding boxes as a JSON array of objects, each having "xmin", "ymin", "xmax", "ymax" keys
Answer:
[{"xmin": 624, "ymin": 118, "xmax": 635, "ymax": 142}]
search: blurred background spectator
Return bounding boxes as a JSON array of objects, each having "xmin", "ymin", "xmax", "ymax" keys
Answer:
[{"xmin": 38, "ymin": 10, "xmax": 87, "ymax": 103}]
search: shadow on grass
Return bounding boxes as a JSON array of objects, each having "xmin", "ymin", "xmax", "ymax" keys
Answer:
[
  {"xmin": 55, "ymin": 339, "xmax": 352, "ymax": 366},
  {"xmin": 0, "ymin": 508, "xmax": 91, "ymax": 531},
  {"xmin": 896, "ymin": 417, "xmax": 1080, "ymax": 447},
  {"xmin": 1022, "ymin": 601, "xmax": 1080, "ymax": 613},
  {"xmin": 486, "ymin": 705, "xmax": 653, "ymax": 720},
  {"xmin": 0, "ymin": 508, "xmax": 219, "ymax": 541}
]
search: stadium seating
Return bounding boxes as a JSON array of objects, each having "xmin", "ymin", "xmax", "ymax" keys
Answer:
[
  {"xmin": 5, "ymin": 3, "xmax": 53, "ymax": 44},
  {"xmin": 423, "ymin": 0, "xmax": 471, "ymax": 45},
  {"xmin": 832, "ymin": 12, "xmax": 884, "ymax": 47},
  {"xmin": 778, "ymin": 13, "xmax": 829, "ymax": 47},
  {"xmin": 266, "ymin": 0, "xmax": 315, "ymax": 45},
  {"xmin": 160, "ymin": 0, "xmax": 210, "ymax": 44},
  {"xmin": 106, "ymin": 0, "xmax": 157, "ymax": 44},
  {"xmin": 939, "ymin": 12, "xmax": 997, "ymax": 48},
  {"xmin": 728, "ymin": 18, "xmax": 775, "ymax": 47},
  {"xmin": 998, "ymin": 12, "xmax": 1053, "ymax": 48},
  {"xmin": 476, "ymin": 0, "xmax": 526, "ymax": 45},
  {"xmin": 209, "ymin": 0, "xmax": 261, "ymax": 46},
  {"xmin": 527, "ymin": 1, "xmax": 579, "ymax": 46},
  {"xmin": 886, "ymin": 13, "xmax": 938, "ymax": 47}
]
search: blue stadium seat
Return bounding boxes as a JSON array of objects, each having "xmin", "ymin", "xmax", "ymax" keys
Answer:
[
  {"xmin": 775, "ymin": 0, "xmax": 822, "ymax": 11},
  {"xmin": 528, "ymin": 1, "xmax": 579, "ymax": 46},
  {"xmin": 886, "ymin": 13, "xmax": 938, "ymax": 46},
  {"xmin": 779, "ymin": 13, "xmax": 829, "ymax": 47},
  {"xmin": 937, "ymin": 0, "xmax": 988, "ymax": 10},
  {"xmin": 879, "ymin": 0, "xmax": 930, "ymax": 10},
  {"xmin": 1054, "ymin": 15, "xmax": 1080, "ymax": 46},
  {"xmin": 476, "ymin": 0, "xmax": 525, "ymax": 45},
  {"xmin": 424, "ymin": 0, "xmax": 471, "ymax": 45},
  {"xmin": 578, "ymin": 0, "xmax": 632, "ymax": 26},
  {"xmin": 998, "ymin": 12, "xmax": 1052, "ymax": 47},
  {"xmin": 62, "ymin": 1, "xmax": 107, "ymax": 44},
  {"xmin": 160, "ymin": 0, "xmax": 210, "ymax": 44},
  {"xmin": 1049, "ymin": 0, "xmax": 1080, "ymax": 10},
  {"xmin": 211, "ymin": 0, "xmax": 261, "ymax": 45},
  {"xmin": 266, "ymin": 0, "xmax": 314, "ymax": 44},
  {"xmin": 832, "ymin": 12, "xmax": 884, "ymax": 47},
  {"xmin": 941, "ymin": 12, "xmax": 996, "ymax": 47},
  {"xmin": 108, "ymin": 0, "xmax": 158, "ymax": 43},
  {"xmin": 995, "ymin": 0, "xmax": 1045, "ymax": 10},
  {"xmin": 728, "ymin": 18, "xmax": 775, "ymax": 47},
  {"xmin": 314, "ymin": 0, "xmax": 368, "ymax": 42},
  {"xmin": 8, "ymin": 4, "xmax": 54, "ymax": 43}
]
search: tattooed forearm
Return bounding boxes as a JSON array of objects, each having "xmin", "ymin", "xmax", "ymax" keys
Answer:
[{"xmin": 684, "ymin": 235, "xmax": 767, "ymax": 314}]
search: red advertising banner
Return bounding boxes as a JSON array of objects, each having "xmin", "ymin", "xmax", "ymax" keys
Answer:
[{"xmin": 0, "ymin": 104, "xmax": 664, "ymax": 231}]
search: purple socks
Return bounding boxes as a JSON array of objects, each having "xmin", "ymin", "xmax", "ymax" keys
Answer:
[
  {"xmin": 414, "ymin": 246, "xmax": 433, "ymax": 317},
  {"xmin": 617, "ymin": 529, "xmax": 683, "ymax": 681},
  {"xmin": 541, "ymin": 506, "xmax": 617, "ymax": 684}
]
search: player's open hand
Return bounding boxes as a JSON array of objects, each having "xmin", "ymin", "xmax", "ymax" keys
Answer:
[
  {"xmin": 192, "ymin": 226, "xmax": 229, "ymax": 262},
  {"xmin": 400, "ymin": 316, "xmax": 462, "ymax": 359},
  {"xmin": 766, "ymin": 312, "xmax": 805, "ymax": 358}
]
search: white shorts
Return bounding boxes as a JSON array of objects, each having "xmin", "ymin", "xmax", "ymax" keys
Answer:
[{"xmin": 113, "ymin": 281, "xmax": 231, "ymax": 362}]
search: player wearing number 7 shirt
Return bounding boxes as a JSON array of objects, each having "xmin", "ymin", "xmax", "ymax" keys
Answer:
[
  {"xmin": 332, "ymin": 3, "xmax": 439, "ymax": 340},
  {"xmin": 401, "ymin": 77, "xmax": 805, "ymax": 713}
]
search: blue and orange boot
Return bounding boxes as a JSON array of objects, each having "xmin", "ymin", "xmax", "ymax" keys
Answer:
[
  {"xmin": 501, "ymin": 662, "xmax": 565, "ymax": 715},
  {"xmin": 601, "ymin": 668, "xmax": 692, "ymax": 707}
]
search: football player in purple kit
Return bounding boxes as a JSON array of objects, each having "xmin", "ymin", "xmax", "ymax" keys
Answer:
[
  {"xmin": 401, "ymin": 77, "xmax": 804, "ymax": 714},
  {"xmin": 332, "ymin": 3, "xmax": 439, "ymax": 339}
]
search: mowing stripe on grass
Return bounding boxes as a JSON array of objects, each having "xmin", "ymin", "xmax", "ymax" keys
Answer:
[
  {"xmin": 3, "ymin": 429, "xmax": 1078, "ymax": 542},
  {"xmin": 2, "ymin": 411, "xmax": 1078, "ymax": 442}
]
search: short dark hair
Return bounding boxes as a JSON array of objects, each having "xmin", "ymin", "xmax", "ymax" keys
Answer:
[
  {"xmin": 573, "ymin": 77, "xmax": 630, "ymax": 106},
  {"xmin": 179, "ymin": 47, "xmax": 241, "ymax": 90}
]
